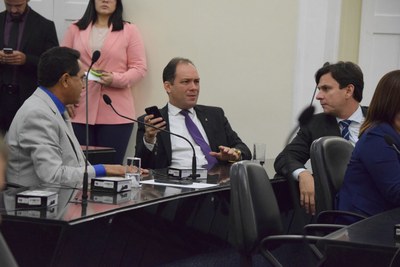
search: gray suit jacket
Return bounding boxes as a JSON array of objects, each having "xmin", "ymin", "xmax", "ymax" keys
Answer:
[{"xmin": 6, "ymin": 88, "xmax": 95, "ymax": 187}]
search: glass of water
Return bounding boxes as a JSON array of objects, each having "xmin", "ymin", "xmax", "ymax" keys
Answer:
[
  {"xmin": 253, "ymin": 143, "xmax": 266, "ymax": 165},
  {"xmin": 125, "ymin": 157, "xmax": 141, "ymax": 188}
]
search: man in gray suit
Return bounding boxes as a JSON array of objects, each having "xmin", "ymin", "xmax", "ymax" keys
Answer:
[{"xmin": 5, "ymin": 47, "xmax": 127, "ymax": 187}]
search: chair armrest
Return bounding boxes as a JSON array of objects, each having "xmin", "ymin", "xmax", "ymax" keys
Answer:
[
  {"xmin": 260, "ymin": 235, "xmax": 325, "ymax": 267},
  {"xmin": 316, "ymin": 210, "xmax": 367, "ymax": 224},
  {"xmin": 303, "ymin": 223, "xmax": 346, "ymax": 236}
]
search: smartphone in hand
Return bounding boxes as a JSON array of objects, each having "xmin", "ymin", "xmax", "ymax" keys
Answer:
[{"xmin": 145, "ymin": 106, "xmax": 163, "ymax": 120}]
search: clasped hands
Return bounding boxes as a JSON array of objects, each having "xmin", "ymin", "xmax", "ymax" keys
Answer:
[
  {"xmin": 143, "ymin": 114, "xmax": 241, "ymax": 162},
  {"xmin": 0, "ymin": 50, "xmax": 26, "ymax": 65}
]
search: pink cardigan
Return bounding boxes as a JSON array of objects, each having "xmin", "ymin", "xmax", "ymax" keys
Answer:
[{"xmin": 61, "ymin": 22, "xmax": 147, "ymax": 125}]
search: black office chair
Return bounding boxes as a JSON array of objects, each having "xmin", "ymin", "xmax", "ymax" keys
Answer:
[
  {"xmin": 310, "ymin": 136, "xmax": 366, "ymax": 223},
  {"xmin": 0, "ymin": 232, "xmax": 18, "ymax": 267},
  {"xmin": 229, "ymin": 161, "xmax": 325, "ymax": 267}
]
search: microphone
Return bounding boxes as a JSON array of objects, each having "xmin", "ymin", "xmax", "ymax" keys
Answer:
[
  {"xmin": 102, "ymin": 94, "xmax": 199, "ymax": 180},
  {"xmin": 384, "ymin": 135, "xmax": 400, "ymax": 155},
  {"xmin": 91, "ymin": 50, "xmax": 101, "ymax": 64},
  {"xmin": 82, "ymin": 50, "xmax": 101, "ymax": 202},
  {"xmin": 285, "ymin": 105, "xmax": 315, "ymax": 145}
]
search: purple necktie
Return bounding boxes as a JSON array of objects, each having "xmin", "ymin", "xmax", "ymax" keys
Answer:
[{"xmin": 180, "ymin": 110, "xmax": 218, "ymax": 166}]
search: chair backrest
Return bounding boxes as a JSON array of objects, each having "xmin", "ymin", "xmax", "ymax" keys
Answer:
[
  {"xmin": 229, "ymin": 161, "xmax": 284, "ymax": 256},
  {"xmin": 0, "ymin": 232, "xmax": 18, "ymax": 267},
  {"xmin": 310, "ymin": 136, "xmax": 354, "ymax": 215}
]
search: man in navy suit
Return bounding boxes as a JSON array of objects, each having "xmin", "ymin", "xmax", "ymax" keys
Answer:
[
  {"xmin": 0, "ymin": 0, "xmax": 59, "ymax": 134},
  {"xmin": 274, "ymin": 61, "xmax": 367, "ymax": 215},
  {"xmin": 135, "ymin": 57, "xmax": 251, "ymax": 169}
]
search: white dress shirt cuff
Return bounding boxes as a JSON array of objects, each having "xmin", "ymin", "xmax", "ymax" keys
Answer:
[
  {"xmin": 292, "ymin": 168, "xmax": 307, "ymax": 181},
  {"xmin": 143, "ymin": 136, "xmax": 156, "ymax": 151}
]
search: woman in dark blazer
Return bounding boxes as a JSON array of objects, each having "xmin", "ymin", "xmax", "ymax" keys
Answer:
[{"xmin": 337, "ymin": 70, "xmax": 400, "ymax": 223}]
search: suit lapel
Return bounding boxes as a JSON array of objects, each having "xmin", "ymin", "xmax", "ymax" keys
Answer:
[
  {"xmin": 79, "ymin": 26, "xmax": 93, "ymax": 62},
  {"xmin": 36, "ymin": 90, "xmax": 85, "ymax": 165},
  {"xmin": 194, "ymin": 106, "xmax": 215, "ymax": 150},
  {"xmin": 96, "ymin": 27, "xmax": 118, "ymax": 65},
  {"xmin": 19, "ymin": 9, "xmax": 36, "ymax": 51},
  {"xmin": 62, "ymin": 111, "xmax": 85, "ymax": 165},
  {"xmin": 160, "ymin": 105, "xmax": 172, "ymax": 163},
  {"xmin": 0, "ymin": 12, "xmax": 5, "ymax": 48}
]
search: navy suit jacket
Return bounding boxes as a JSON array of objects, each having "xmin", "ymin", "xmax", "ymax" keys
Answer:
[
  {"xmin": 274, "ymin": 106, "xmax": 368, "ymax": 177},
  {"xmin": 135, "ymin": 104, "xmax": 251, "ymax": 169},
  {"xmin": 337, "ymin": 122, "xmax": 400, "ymax": 223}
]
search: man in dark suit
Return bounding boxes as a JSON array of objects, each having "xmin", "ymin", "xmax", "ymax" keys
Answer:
[
  {"xmin": 274, "ymin": 61, "xmax": 367, "ymax": 215},
  {"xmin": 135, "ymin": 57, "xmax": 251, "ymax": 169},
  {"xmin": 0, "ymin": 0, "xmax": 59, "ymax": 134}
]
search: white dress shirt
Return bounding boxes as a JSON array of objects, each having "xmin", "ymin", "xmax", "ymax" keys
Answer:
[{"xmin": 144, "ymin": 103, "xmax": 209, "ymax": 168}]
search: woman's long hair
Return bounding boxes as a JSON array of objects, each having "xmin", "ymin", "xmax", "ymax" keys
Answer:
[
  {"xmin": 75, "ymin": 0, "xmax": 125, "ymax": 31},
  {"xmin": 360, "ymin": 70, "xmax": 400, "ymax": 136}
]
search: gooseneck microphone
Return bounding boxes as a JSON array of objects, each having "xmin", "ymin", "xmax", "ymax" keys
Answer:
[
  {"xmin": 82, "ymin": 50, "xmax": 101, "ymax": 202},
  {"xmin": 285, "ymin": 105, "xmax": 315, "ymax": 145},
  {"xmin": 384, "ymin": 135, "xmax": 400, "ymax": 155},
  {"xmin": 102, "ymin": 94, "xmax": 199, "ymax": 180}
]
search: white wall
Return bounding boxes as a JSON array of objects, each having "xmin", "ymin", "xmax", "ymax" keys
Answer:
[
  {"xmin": 0, "ymin": 0, "xmax": 344, "ymax": 161},
  {"xmin": 124, "ymin": 0, "xmax": 299, "ymax": 159},
  {"xmin": 124, "ymin": 0, "xmax": 342, "ymax": 160}
]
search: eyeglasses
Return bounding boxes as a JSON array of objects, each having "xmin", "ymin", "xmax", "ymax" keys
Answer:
[{"xmin": 68, "ymin": 73, "xmax": 86, "ymax": 83}]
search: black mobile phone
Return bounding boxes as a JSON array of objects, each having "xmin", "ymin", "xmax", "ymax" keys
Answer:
[
  {"xmin": 145, "ymin": 106, "xmax": 163, "ymax": 119},
  {"xmin": 3, "ymin": 48, "xmax": 13, "ymax": 54}
]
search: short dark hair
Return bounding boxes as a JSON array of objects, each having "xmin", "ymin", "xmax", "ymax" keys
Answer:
[
  {"xmin": 75, "ymin": 0, "xmax": 125, "ymax": 31},
  {"xmin": 38, "ymin": 47, "xmax": 81, "ymax": 88},
  {"xmin": 162, "ymin": 57, "xmax": 195, "ymax": 84},
  {"xmin": 315, "ymin": 61, "xmax": 364, "ymax": 102},
  {"xmin": 360, "ymin": 70, "xmax": 400, "ymax": 136}
]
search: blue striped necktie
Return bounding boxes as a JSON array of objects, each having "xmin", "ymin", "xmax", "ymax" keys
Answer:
[{"xmin": 339, "ymin": 120, "xmax": 352, "ymax": 140}]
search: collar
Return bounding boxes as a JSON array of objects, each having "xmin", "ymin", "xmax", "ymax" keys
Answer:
[
  {"xmin": 336, "ymin": 105, "xmax": 364, "ymax": 124},
  {"xmin": 167, "ymin": 102, "xmax": 195, "ymax": 116},
  {"xmin": 6, "ymin": 6, "xmax": 29, "ymax": 23},
  {"xmin": 39, "ymin": 86, "xmax": 65, "ymax": 115}
]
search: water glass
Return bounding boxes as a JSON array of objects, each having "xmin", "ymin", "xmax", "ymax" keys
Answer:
[
  {"xmin": 253, "ymin": 143, "xmax": 266, "ymax": 165},
  {"xmin": 125, "ymin": 157, "xmax": 141, "ymax": 188}
]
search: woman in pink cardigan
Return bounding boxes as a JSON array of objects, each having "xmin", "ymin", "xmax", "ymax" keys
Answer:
[{"xmin": 62, "ymin": 0, "xmax": 147, "ymax": 164}]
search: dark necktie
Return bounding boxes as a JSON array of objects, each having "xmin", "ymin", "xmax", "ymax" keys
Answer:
[
  {"xmin": 8, "ymin": 20, "xmax": 20, "ymax": 50},
  {"xmin": 339, "ymin": 120, "xmax": 352, "ymax": 140},
  {"xmin": 180, "ymin": 110, "xmax": 218, "ymax": 166},
  {"xmin": 3, "ymin": 20, "xmax": 20, "ymax": 85}
]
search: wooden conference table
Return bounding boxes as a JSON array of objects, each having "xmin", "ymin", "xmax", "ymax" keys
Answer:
[{"xmin": 0, "ymin": 161, "xmax": 292, "ymax": 267}]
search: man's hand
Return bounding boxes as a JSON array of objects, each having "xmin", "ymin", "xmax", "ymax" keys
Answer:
[
  {"xmin": 103, "ymin": 164, "xmax": 150, "ymax": 177},
  {"xmin": 298, "ymin": 170, "xmax": 316, "ymax": 215},
  {"xmin": 209, "ymin": 145, "xmax": 241, "ymax": 162},
  {"xmin": 143, "ymin": 114, "xmax": 166, "ymax": 144},
  {"xmin": 1, "ymin": 50, "xmax": 26, "ymax": 65}
]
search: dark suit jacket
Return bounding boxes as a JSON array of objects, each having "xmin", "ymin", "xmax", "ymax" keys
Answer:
[
  {"xmin": 135, "ymin": 104, "xmax": 252, "ymax": 169},
  {"xmin": 274, "ymin": 106, "xmax": 368, "ymax": 177},
  {"xmin": 0, "ymin": 8, "xmax": 59, "ymax": 130}
]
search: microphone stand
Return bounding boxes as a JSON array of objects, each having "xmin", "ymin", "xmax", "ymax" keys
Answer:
[
  {"xmin": 82, "ymin": 51, "xmax": 101, "ymax": 202},
  {"xmin": 103, "ymin": 95, "xmax": 199, "ymax": 180}
]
